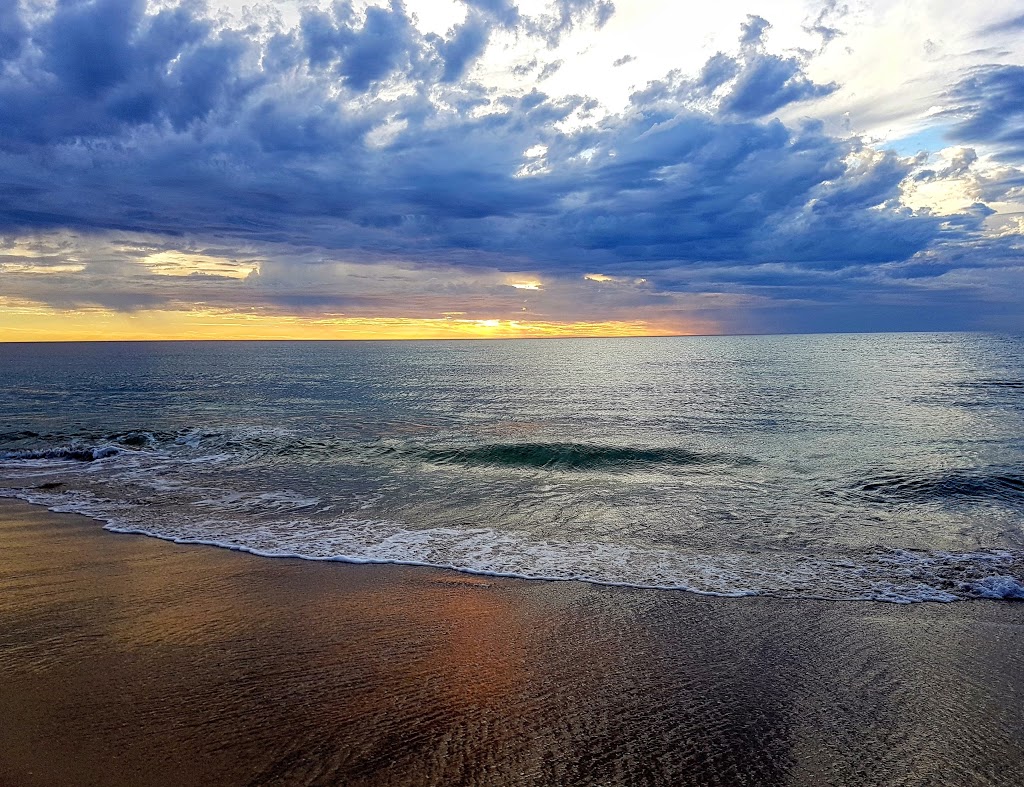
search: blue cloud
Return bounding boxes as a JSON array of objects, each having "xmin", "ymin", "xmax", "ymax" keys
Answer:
[
  {"xmin": 39, "ymin": 0, "xmax": 148, "ymax": 98},
  {"xmin": 0, "ymin": 0, "xmax": 254, "ymax": 144},
  {"xmin": 299, "ymin": 2, "xmax": 420, "ymax": 92},
  {"xmin": 436, "ymin": 14, "xmax": 491, "ymax": 83},
  {"xmin": 696, "ymin": 54, "xmax": 739, "ymax": 93},
  {"xmin": 464, "ymin": 0, "xmax": 521, "ymax": 28},
  {"xmin": 629, "ymin": 18, "xmax": 837, "ymax": 120},
  {"xmin": 804, "ymin": 0, "xmax": 847, "ymax": 48},
  {"xmin": 526, "ymin": 0, "xmax": 616, "ymax": 46},
  {"xmin": 946, "ymin": 65, "xmax": 1024, "ymax": 161},
  {"xmin": 722, "ymin": 52, "xmax": 837, "ymax": 118},
  {"xmin": 740, "ymin": 14, "xmax": 772, "ymax": 48},
  {"xmin": 0, "ymin": 0, "xmax": 27, "ymax": 63},
  {"xmin": 724, "ymin": 16, "xmax": 839, "ymax": 117},
  {"xmin": 980, "ymin": 13, "xmax": 1024, "ymax": 36}
]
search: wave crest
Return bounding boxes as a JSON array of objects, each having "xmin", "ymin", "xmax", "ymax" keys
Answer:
[{"xmin": 414, "ymin": 443, "xmax": 750, "ymax": 471}]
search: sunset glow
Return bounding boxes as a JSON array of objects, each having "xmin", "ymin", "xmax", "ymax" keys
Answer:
[{"xmin": 0, "ymin": 300, "xmax": 693, "ymax": 342}]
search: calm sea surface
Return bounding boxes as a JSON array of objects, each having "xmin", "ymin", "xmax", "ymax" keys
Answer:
[{"xmin": 2, "ymin": 334, "xmax": 1022, "ymax": 602}]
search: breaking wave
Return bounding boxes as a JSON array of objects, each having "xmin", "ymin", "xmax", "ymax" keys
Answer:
[{"xmin": 0, "ymin": 444, "xmax": 127, "ymax": 462}]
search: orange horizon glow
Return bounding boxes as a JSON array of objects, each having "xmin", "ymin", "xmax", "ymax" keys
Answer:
[{"xmin": 0, "ymin": 302, "xmax": 705, "ymax": 342}]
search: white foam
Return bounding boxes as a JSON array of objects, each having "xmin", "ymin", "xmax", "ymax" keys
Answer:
[
  {"xmin": 192, "ymin": 490, "xmax": 322, "ymax": 512},
  {"xmin": 1, "ymin": 487, "xmax": 1020, "ymax": 604},
  {"xmin": 968, "ymin": 575, "xmax": 1024, "ymax": 600}
]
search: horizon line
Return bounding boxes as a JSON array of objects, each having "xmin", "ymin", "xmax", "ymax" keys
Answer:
[{"xmin": 0, "ymin": 329, "xmax": 992, "ymax": 345}]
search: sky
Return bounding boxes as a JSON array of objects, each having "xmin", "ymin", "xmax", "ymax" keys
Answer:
[{"xmin": 0, "ymin": 0, "xmax": 1022, "ymax": 340}]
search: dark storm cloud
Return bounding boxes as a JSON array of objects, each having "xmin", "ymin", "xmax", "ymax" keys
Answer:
[
  {"xmin": 0, "ymin": 2, "xmax": 865, "ymax": 266},
  {"xmin": 0, "ymin": 0, "xmax": 1018, "ymax": 331}
]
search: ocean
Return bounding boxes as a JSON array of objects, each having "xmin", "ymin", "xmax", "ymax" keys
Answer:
[{"xmin": 1, "ymin": 333, "xmax": 1022, "ymax": 603}]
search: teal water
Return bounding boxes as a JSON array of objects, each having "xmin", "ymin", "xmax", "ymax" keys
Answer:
[{"xmin": 2, "ymin": 334, "xmax": 1022, "ymax": 601}]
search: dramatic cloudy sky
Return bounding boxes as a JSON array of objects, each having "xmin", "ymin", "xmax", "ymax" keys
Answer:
[{"xmin": 1, "ymin": 0, "xmax": 1022, "ymax": 339}]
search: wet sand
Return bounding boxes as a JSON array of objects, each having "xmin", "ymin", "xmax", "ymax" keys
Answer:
[{"xmin": 1, "ymin": 497, "xmax": 1022, "ymax": 787}]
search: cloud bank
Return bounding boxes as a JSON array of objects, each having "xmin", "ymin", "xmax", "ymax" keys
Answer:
[{"xmin": 0, "ymin": 0, "xmax": 1022, "ymax": 335}]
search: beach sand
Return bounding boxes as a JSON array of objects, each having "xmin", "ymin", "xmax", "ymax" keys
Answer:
[{"xmin": 1, "ymin": 497, "xmax": 1022, "ymax": 787}]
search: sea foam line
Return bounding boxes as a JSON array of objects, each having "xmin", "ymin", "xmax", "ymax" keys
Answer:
[{"xmin": 2, "ymin": 487, "xmax": 1022, "ymax": 604}]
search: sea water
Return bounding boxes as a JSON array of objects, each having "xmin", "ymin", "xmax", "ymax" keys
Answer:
[{"xmin": 1, "ymin": 334, "xmax": 1022, "ymax": 602}]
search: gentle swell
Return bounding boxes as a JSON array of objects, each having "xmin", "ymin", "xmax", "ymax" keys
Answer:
[
  {"xmin": 957, "ymin": 378, "xmax": 1024, "ymax": 390},
  {"xmin": 853, "ymin": 468, "xmax": 1024, "ymax": 505},
  {"xmin": 413, "ymin": 443, "xmax": 749, "ymax": 471},
  {"xmin": 0, "ymin": 434, "xmax": 749, "ymax": 473}
]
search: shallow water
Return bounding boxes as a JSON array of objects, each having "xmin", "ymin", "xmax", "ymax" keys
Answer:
[{"xmin": 2, "ymin": 333, "xmax": 1023, "ymax": 602}]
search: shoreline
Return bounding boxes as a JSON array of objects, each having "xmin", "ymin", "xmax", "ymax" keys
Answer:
[
  {"xmin": 2, "ymin": 497, "xmax": 1023, "ymax": 786},
  {"xmin": 4, "ymin": 490, "xmax": 1016, "ymax": 604},
  {"xmin": 4, "ymin": 490, "xmax": 770, "ymax": 601}
]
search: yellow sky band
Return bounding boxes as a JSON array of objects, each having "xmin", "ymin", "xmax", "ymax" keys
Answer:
[{"xmin": 0, "ymin": 303, "xmax": 692, "ymax": 342}]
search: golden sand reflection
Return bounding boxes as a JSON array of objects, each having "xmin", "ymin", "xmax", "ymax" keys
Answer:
[
  {"xmin": 109, "ymin": 560, "xmax": 552, "ymax": 736},
  {"xmin": 2, "ymin": 497, "xmax": 543, "ymax": 704},
  {"xmin": 93, "ymin": 535, "xmax": 543, "ymax": 711},
  {"xmin": 293, "ymin": 571, "xmax": 538, "ymax": 711},
  {"xmin": 422, "ymin": 577, "xmax": 535, "ymax": 706}
]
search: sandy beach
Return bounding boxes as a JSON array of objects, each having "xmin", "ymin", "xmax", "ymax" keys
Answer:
[{"xmin": 1, "ymin": 497, "xmax": 1022, "ymax": 786}]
